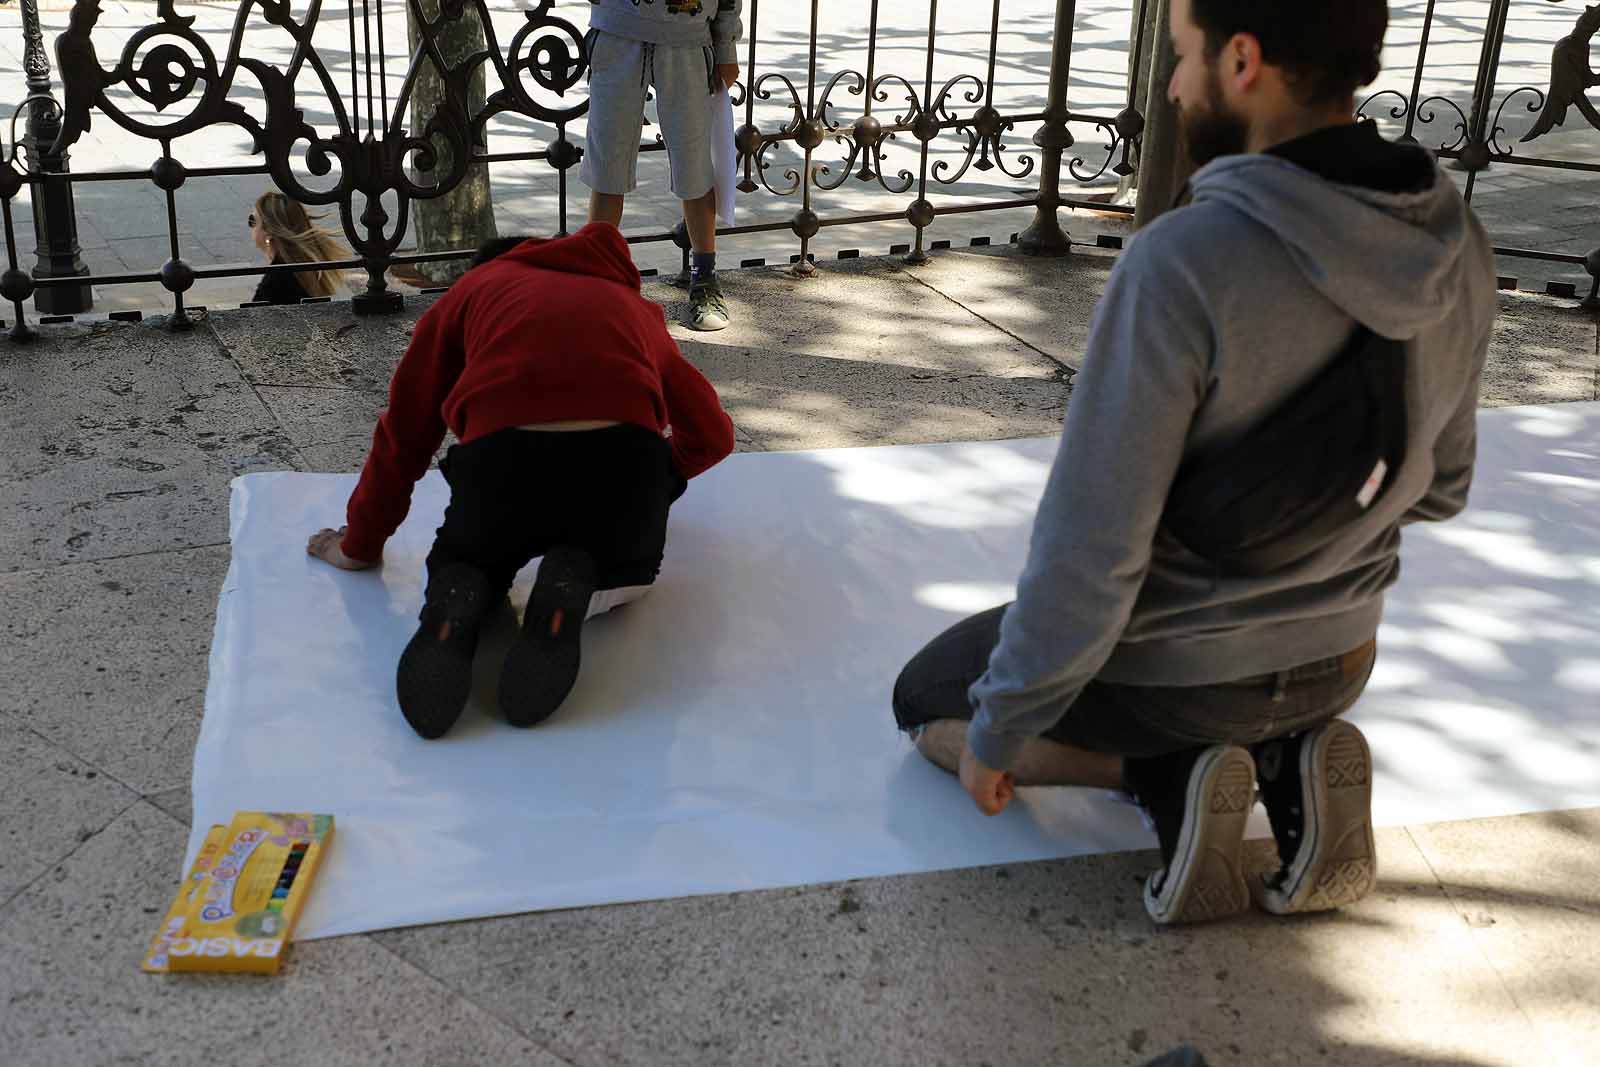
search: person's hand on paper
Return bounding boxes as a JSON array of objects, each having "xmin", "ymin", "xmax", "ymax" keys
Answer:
[
  {"xmin": 959, "ymin": 742, "xmax": 1015, "ymax": 816},
  {"xmin": 716, "ymin": 63, "xmax": 739, "ymax": 91},
  {"xmin": 307, "ymin": 527, "xmax": 379, "ymax": 571}
]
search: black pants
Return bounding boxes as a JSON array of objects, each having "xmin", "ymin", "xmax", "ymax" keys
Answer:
[
  {"xmin": 425, "ymin": 425, "xmax": 686, "ymax": 598},
  {"xmin": 892, "ymin": 605, "xmax": 1376, "ymax": 759}
]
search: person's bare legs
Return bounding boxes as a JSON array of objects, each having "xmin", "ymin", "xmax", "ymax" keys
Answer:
[
  {"xmin": 915, "ymin": 719, "xmax": 1124, "ymax": 789},
  {"xmin": 682, "ymin": 186, "xmax": 718, "ymax": 254},
  {"xmin": 589, "ymin": 191, "xmax": 625, "ymax": 227}
]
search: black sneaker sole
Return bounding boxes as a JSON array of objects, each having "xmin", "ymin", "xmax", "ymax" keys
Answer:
[
  {"xmin": 1143, "ymin": 746, "xmax": 1256, "ymax": 925},
  {"xmin": 498, "ymin": 547, "xmax": 598, "ymax": 728},
  {"xmin": 396, "ymin": 623, "xmax": 476, "ymax": 740},
  {"xmin": 396, "ymin": 564, "xmax": 490, "ymax": 740},
  {"xmin": 1253, "ymin": 720, "xmax": 1377, "ymax": 914}
]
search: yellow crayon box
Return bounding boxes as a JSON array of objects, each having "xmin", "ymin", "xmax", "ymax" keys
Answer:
[{"xmin": 142, "ymin": 812, "xmax": 334, "ymax": 975}]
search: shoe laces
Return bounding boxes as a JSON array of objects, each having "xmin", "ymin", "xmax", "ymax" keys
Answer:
[{"xmin": 692, "ymin": 281, "xmax": 728, "ymax": 316}]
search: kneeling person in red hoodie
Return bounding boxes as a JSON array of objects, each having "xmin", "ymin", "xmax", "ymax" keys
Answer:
[{"xmin": 306, "ymin": 223, "xmax": 736, "ymax": 739}]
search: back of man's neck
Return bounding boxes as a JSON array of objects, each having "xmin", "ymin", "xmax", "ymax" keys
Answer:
[{"xmin": 1248, "ymin": 107, "xmax": 1357, "ymax": 155}]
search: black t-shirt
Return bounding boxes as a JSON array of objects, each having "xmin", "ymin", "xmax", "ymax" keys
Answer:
[{"xmin": 252, "ymin": 259, "xmax": 311, "ymax": 305}]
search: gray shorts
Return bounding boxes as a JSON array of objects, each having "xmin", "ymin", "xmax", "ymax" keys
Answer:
[{"xmin": 582, "ymin": 30, "xmax": 718, "ymax": 199}]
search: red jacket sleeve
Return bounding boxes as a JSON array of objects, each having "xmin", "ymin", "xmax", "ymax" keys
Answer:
[
  {"xmin": 340, "ymin": 295, "xmax": 466, "ymax": 561},
  {"xmin": 658, "ymin": 337, "xmax": 735, "ymax": 480}
]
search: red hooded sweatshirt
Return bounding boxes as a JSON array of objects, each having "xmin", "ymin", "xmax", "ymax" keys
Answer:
[{"xmin": 340, "ymin": 223, "xmax": 735, "ymax": 562}]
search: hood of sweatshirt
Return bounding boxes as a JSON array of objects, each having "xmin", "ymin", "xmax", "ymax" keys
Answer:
[
  {"xmin": 1187, "ymin": 147, "xmax": 1476, "ymax": 341},
  {"xmin": 498, "ymin": 221, "xmax": 641, "ymax": 291}
]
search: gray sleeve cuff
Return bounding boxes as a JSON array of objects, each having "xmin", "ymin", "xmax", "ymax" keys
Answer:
[
  {"xmin": 712, "ymin": 39, "xmax": 740, "ymax": 65},
  {"xmin": 966, "ymin": 718, "xmax": 1027, "ymax": 774}
]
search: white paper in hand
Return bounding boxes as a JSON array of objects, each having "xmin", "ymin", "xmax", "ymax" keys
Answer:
[{"xmin": 710, "ymin": 86, "xmax": 737, "ymax": 227}]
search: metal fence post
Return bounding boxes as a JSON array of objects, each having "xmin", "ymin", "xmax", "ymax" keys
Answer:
[
  {"xmin": 1458, "ymin": 0, "xmax": 1511, "ymax": 175},
  {"xmin": 18, "ymin": 0, "xmax": 92, "ymax": 315},
  {"xmin": 1017, "ymin": 0, "xmax": 1075, "ymax": 256}
]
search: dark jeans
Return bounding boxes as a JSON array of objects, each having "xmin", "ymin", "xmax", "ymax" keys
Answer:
[
  {"xmin": 892, "ymin": 605, "xmax": 1377, "ymax": 759},
  {"xmin": 425, "ymin": 424, "xmax": 686, "ymax": 599}
]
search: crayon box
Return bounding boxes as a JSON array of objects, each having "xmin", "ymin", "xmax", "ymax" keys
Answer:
[{"xmin": 143, "ymin": 812, "xmax": 334, "ymax": 975}]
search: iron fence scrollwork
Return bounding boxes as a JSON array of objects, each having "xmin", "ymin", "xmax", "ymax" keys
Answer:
[
  {"xmin": 0, "ymin": 0, "xmax": 1154, "ymax": 335},
  {"xmin": 1357, "ymin": 0, "xmax": 1600, "ymax": 308}
]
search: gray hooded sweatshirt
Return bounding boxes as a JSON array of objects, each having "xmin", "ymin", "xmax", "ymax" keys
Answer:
[
  {"xmin": 966, "ymin": 138, "xmax": 1497, "ymax": 772},
  {"xmin": 589, "ymin": 0, "xmax": 744, "ymax": 66}
]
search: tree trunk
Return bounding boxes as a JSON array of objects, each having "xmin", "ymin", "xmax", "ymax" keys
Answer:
[
  {"xmin": 1134, "ymin": 0, "xmax": 1192, "ymax": 228},
  {"xmin": 406, "ymin": 0, "xmax": 496, "ymax": 284},
  {"xmin": 1115, "ymin": 0, "xmax": 1163, "ymax": 204}
]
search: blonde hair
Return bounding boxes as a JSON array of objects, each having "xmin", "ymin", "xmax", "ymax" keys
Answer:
[{"xmin": 254, "ymin": 192, "xmax": 351, "ymax": 298}]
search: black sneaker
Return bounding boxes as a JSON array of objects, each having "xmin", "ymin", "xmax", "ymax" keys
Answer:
[
  {"xmin": 396, "ymin": 563, "xmax": 491, "ymax": 739},
  {"xmin": 498, "ymin": 546, "xmax": 598, "ymax": 728},
  {"xmin": 687, "ymin": 275, "xmax": 730, "ymax": 331},
  {"xmin": 1252, "ymin": 719, "xmax": 1377, "ymax": 914},
  {"xmin": 1125, "ymin": 745, "xmax": 1256, "ymax": 925}
]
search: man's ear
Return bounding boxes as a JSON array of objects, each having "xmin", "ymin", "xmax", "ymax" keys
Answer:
[{"xmin": 1226, "ymin": 31, "xmax": 1265, "ymax": 91}]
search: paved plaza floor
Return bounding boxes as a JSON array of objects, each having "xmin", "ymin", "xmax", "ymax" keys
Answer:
[{"xmin": 2, "ymin": 244, "xmax": 1597, "ymax": 1065}]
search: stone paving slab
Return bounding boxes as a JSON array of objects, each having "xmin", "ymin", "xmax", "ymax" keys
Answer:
[
  {"xmin": 0, "ymin": 321, "xmax": 300, "ymax": 571},
  {"xmin": 144, "ymin": 785, "xmax": 194, "ymax": 828},
  {"xmin": 366, "ymin": 829, "xmax": 1553, "ymax": 1067},
  {"xmin": 1407, "ymin": 810, "xmax": 1600, "ymax": 1067},
  {"xmin": 205, "ymin": 303, "xmax": 416, "ymax": 392},
  {"xmin": 648, "ymin": 253, "xmax": 1071, "ymax": 380},
  {"xmin": 0, "ymin": 715, "xmax": 138, "ymax": 906},
  {"xmin": 1483, "ymin": 293, "xmax": 1599, "ymax": 407},
  {"xmin": 296, "ymin": 436, "xmax": 396, "ymax": 474},
  {"xmin": 253, "ymin": 384, "xmax": 389, "ymax": 453},
  {"xmin": 0, "ymin": 546, "xmax": 231, "ymax": 796},
  {"xmin": 892, "ymin": 243, "xmax": 1117, "ymax": 370},
  {"xmin": 682, "ymin": 338, "xmax": 1068, "ymax": 453}
]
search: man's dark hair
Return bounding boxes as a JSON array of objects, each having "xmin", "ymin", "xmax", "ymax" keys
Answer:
[
  {"xmin": 1190, "ymin": 0, "xmax": 1388, "ymax": 108},
  {"xmin": 471, "ymin": 235, "xmax": 536, "ymax": 267}
]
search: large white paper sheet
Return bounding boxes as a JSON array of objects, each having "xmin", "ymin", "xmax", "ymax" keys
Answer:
[{"xmin": 192, "ymin": 404, "xmax": 1600, "ymax": 939}]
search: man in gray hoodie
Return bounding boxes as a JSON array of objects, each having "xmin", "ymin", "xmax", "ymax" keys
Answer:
[
  {"xmin": 584, "ymin": 0, "xmax": 744, "ymax": 331},
  {"xmin": 893, "ymin": 0, "xmax": 1495, "ymax": 924}
]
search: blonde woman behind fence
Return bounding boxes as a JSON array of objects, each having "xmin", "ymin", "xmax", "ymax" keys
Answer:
[{"xmin": 248, "ymin": 192, "xmax": 351, "ymax": 305}]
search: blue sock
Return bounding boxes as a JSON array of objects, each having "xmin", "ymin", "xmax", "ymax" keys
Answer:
[{"xmin": 691, "ymin": 252, "xmax": 716, "ymax": 284}]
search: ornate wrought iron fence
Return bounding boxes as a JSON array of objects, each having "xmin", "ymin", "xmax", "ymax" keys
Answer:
[
  {"xmin": 0, "ymin": 0, "xmax": 1155, "ymax": 340},
  {"xmin": 1358, "ymin": 0, "xmax": 1600, "ymax": 307},
  {"xmin": 9, "ymin": 0, "xmax": 1600, "ymax": 341}
]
